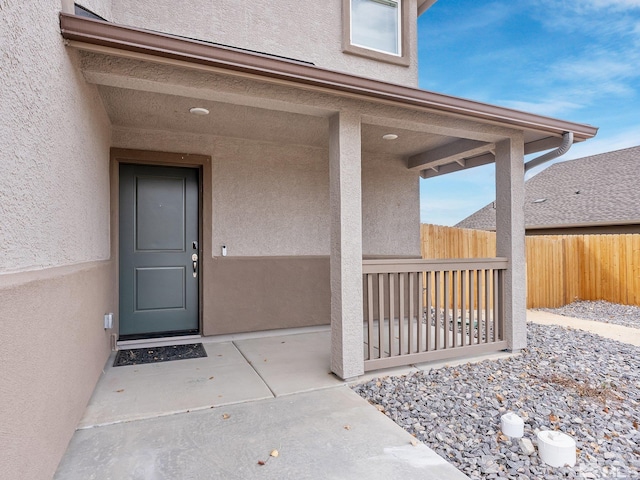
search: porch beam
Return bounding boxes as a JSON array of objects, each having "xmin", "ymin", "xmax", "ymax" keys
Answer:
[
  {"xmin": 408, "ymin": 139, "xmax": 492, "ymax": 171},
  {"xmin": 495, "ymin": 135, "xmax": 527, "ymax": 351},
  {"xmin": 420, "ymin": 152, "xmax": 494, "ymax": 178},
  {"xmin": 419, "ymin": 136, "xmax": 566, "ymax": 179},
  {"xmin": 329, "ymin": 111, "xmax": 364, "ymax": 380},
  {"xmin": 523, "ymin": 136, "xmax": 563, "ymax": 154}
]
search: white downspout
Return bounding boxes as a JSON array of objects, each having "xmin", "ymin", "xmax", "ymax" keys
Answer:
[{"xmin": 524, "ymin": 131, "xmax": 574, "ymax": 172}]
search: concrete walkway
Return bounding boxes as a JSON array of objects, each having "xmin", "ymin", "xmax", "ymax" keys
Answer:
[
  {"xmin": 55, "ymin": 312, "xmax": 640, "ymax": 478},
  {"xmin": 55, "ymin": 329, "xmax": 468, "ymax": 479},
  {"xmin": 527, "ymin": 310, "xmax": 640, "ymax": 347}
]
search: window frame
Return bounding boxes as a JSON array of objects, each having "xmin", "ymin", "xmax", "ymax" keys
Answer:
[{"xmin": 342, "ymin": 0, "xmax": 410, "ymax": 66}]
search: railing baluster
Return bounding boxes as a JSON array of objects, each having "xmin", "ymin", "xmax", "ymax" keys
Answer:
[
  {"xmin": 443, "ymin": 271, "xmax": 450, "ymax": 349},
  {"xmin": 461, "ymin": 269, "xmax": 467, "ymax": 347},
  {"xmin": 409, "ymin": 272, "xmax": 415, "ymax": 354},
  {"xmin": 378, "ymin": 273, "xmax": 385, "ymax": 358},
  {"xmin": 476, "ymin": 269, "xmax": 483, "ymax": 345},
  {"xmin": 485, "ymin": 269, "xmax": 491, "ymax": 344},
  {"xmin": 452, "ymin": 270, "xmax": 459, "ymax": 348},
  {"xmin": 387, "ymin": 273, "xmax": 396, "ymax": 357},
  {"xmin": 425, "ymin": 271, "xmax": 432, "ymax": 352},
  {"xmin": 469, "ymin": 270, "xmax": 476, "ymax": 345},
  {"xmin": 498, "ymin": 269, "xmax": 503, "ymax": 342},
  {"xmin": 367, "ymin": 274, "xmax": 375, "ymax": 359},
  {"xmin": 492, "ymin": 270, "xmax": 500, "ymax": 342},
  {"xmin": 434, "ymin": 271, "xmax": 441, "ymax": 350},
  {"xmin": 418, "ymin": 270, "xmax": 424, "ymax": 352},
  {"xmin": 399, "ymin": 273, "xmax": 406, "ymax": 355}
]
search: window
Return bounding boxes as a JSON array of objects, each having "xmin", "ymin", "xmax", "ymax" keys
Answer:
[
  {"xmin": 343, "ymin": 0, "xmax": 409, "ymax": 66},
  {"xmin": 352, "ymin": 0, "xmax": 400, "ymax": 55}
]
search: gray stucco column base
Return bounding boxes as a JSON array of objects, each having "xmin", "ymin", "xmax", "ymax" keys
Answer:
[
  {"xmin": 495, "ymin": 136, "xmax": 527, "ymax": 351},
  {"xmin": 329, "ymin": 111, "xmax": 365, "ymax": 380}
]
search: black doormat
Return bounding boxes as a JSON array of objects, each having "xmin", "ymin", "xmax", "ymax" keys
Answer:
[{"xmin": 113, "ymin": 343, "xmax": 207, "ymax": 367}]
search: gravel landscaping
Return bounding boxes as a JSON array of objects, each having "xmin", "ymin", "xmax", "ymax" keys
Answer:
[
  {"xmin": 538, "ymin": 300, "xmax": 640, "ymax": 330},
  {"xmin": 353, "ymin": 323, "xmax": 640, "ymax": 479}
]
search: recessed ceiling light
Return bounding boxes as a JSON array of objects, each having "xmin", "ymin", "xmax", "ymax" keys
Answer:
[
  {"xmin": 382, "ymin": 133, "xmax": 398, "ymax": 140},
  {"xmin": 189, "ymin": 107, "xmax": 210, "ymax": 115},
  {"xmin": 533, "ymin": 198, "xmax": 547, "ymax": 203}
]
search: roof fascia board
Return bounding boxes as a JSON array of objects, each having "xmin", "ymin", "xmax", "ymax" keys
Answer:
[
  {"xmin": 418, "ymin": 0, "xmax": 438, "ymax": 16},
  {"xmin": 59, "ymin": 13, "xmax": 598, "ymax": 142}
]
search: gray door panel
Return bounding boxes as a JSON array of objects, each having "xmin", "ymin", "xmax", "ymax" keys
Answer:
[{"xmin": 119, "ymin": 164, "xmax": 199, "ymax": 337}]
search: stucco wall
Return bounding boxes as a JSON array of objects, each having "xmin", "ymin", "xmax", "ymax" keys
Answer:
[
  {"xmin": 109, "ymin": 0, "xmax": 418, "ymax": 86},
  {"xmin": 112, "ymin": 127, "xmax": 421, "ymax": 257},
  {"xmin": 1, "ymin": 1, "xmax": 111, "ymax": 274},
  {"xmin": 0, "ymin": 2, "xmax": 114, "ymax": 479},
  {"xmin": 0, "ymin": 263, "xmax": 113, "ymax": 480},
  {"xmin": 362, "ymin": 152, "xmax": 421, "ymax": 257},
  {"xmin": 211, "ymin": 139, "xmax": 330, "ymax": 256}
]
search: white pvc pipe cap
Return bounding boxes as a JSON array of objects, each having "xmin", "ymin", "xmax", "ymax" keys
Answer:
[
  {"xmin": 537, "ymin": 430, "xmax": 576, "ymax": 467},
  {"xmin": 501, "ymin": 412, "xmax": 524, "ymax": 438}
]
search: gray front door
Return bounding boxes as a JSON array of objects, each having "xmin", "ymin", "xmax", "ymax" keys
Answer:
[{"xmin": 119, "ymin": 164, "xmax": 199, "ymax": 339}]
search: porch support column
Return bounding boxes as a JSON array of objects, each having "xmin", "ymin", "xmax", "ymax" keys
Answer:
[
  {"xmin": 495, "ymin": 135, "xmax": 527, "ymax": 351},
  {"xmin": 329, "ymin": 110, "xmax": 364, "ymax": 380}
]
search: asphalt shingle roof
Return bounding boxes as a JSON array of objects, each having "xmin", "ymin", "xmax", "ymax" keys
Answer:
[{"xmin": 455, "ymin": 145, "xmax": 640, "ymax": 231}]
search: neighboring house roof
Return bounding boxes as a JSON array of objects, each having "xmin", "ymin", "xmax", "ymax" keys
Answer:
[{"xmin": 456, "ymin": 145, "xmax": 640, "ymax": 231}]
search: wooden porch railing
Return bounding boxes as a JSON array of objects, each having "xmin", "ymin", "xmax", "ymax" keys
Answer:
[{"xmin": 362, "ymin": 258, "xmax": 508, "ymax": 371}]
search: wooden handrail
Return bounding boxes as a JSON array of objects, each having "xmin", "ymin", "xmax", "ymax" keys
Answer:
[{"xmin": 362, "ymin": 257, "xmax": 508, "ymax": 274}]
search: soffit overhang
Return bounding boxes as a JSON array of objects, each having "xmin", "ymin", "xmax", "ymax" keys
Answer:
[{"xmin": 60, "ymin": 14, "xmax": 597, "ymax": 145}]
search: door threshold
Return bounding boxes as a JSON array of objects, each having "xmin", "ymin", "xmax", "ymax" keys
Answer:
[{"xmin": 117, "ymin": 334, "xmax": 202, "ymax": 350}]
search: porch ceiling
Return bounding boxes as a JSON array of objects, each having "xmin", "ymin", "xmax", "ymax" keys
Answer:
[
  {"xmin": 98, "ymin": 85, "xmax": 455, "ymax": 156},
  {"xmin": 99, "ymin": 83, "xmax": 557, "ymax": 162}
]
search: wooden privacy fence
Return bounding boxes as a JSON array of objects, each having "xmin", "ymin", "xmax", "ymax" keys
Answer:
[{"xmin": 420, "ymin": 224, "xmax": 640, "ymax": 308}]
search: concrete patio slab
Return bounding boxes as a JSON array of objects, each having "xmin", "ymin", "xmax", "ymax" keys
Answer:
[
  {"xmin": 78, "ymin": 342, "xmax": 273, "ymax": 428},
  {"xmin": 55, "ymin": 387, "xmax": 468, "ymax": 480},
  {"xmin": 234, "ymin": 331, "xmax": 344, "ymax": 396}
]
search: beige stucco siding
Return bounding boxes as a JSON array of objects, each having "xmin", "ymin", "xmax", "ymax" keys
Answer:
[
  {"xmin": 362, "ymin": 152, "xmax": 421, "ymax": 257},
  {"xmin": 112, "ymin": 127, "xmax": 421, "ymax": 257},
  {"xmin": 211, "ymin": 139, "xmax": 330, "ymax": 256},
  {"xmin": 0, "ymin": 263, "xmax": 114, "ymax": 480},
  {"xmin": 109, "ymin": 0, "xmax": 418, "ymax": 86},
  {"xmin": 1, "ymin": 3, "xmax": 114, "ymax": 479},
  {"xmin": 1, "ymin": 2, "xmax": 111, "ymax": 274}
]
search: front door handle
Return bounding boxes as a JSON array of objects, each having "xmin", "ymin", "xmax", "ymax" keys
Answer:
[{"xmin": 192, "ymin": 253, "xmax": 198, "ymax": 278}]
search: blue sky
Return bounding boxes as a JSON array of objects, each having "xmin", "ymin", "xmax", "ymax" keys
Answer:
[{"xmin": 417, "ymin": 0, "xmax": 640, "ymax": 226}]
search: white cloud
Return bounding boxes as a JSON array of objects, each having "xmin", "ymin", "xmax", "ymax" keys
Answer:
[
  {"xmin": 419, "ymin": 1, "xmax": 515, "ymax": 36},
  {"xmin": 550, "ymin": 53, "xmax": 640, "ymax": 96},
  {"xmin": 501, "ymin": 99, "xmax": 585, "ymax": 117},
  {"xmin": 574, "ymin": 0, "xmax": 640, "ymax": 10},
  {"xmin": 535, "ymin": 0, "xmax": 640, "ymax": 15}
]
